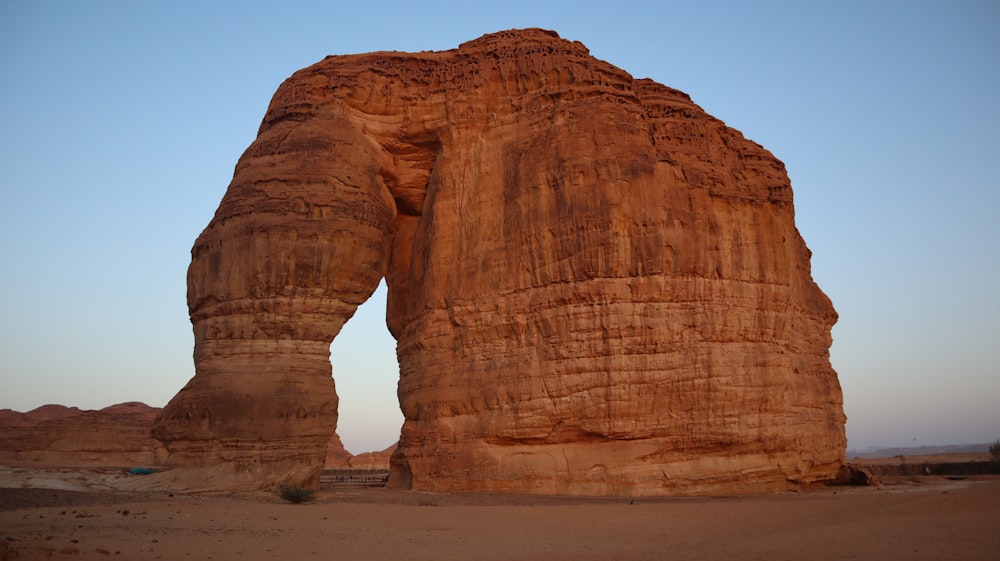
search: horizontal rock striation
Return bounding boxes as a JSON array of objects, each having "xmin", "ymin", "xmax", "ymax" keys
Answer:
[{"xmin": 155, "ymin": 28, "xmax": 845, "ymax": 494}]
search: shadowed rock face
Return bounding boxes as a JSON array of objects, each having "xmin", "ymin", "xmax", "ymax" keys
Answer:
[
  {"xmin": 153, "ymin": 28, "xmax": 845, "ymax": 495},
  {"xmin": 0, "ymin": 403, "xmax": 165, "ymax": 466}
]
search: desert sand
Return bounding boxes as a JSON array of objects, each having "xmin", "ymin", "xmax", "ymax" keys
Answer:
[{"xmin": 2, "ymin": 467, "xmax": 998, "ymax": 560}]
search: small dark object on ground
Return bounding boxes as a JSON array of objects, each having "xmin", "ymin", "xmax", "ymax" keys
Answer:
[{"xmin": 128, "ymin": 468, "xmax": 155, "ymax": 475}]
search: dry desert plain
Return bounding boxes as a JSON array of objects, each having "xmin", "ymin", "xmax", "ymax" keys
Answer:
[{"xmin": 2, "ymin": 464, "xmax": 999, "ymax": 561}]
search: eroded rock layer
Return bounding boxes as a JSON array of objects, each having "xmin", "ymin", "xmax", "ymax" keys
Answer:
[{"xmin": 155, "ymin": 28, "xmax": 845, "ymax": 494}]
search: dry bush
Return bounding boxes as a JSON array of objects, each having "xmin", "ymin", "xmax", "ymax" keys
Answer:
[{"xmin": 278, "ymin": 484, "xmax": 316, "ymax": 504}]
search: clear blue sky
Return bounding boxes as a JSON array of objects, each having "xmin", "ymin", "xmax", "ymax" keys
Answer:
[{"xmin": 1, "ymin": 1, "xmax": 997, "ymax": 454}]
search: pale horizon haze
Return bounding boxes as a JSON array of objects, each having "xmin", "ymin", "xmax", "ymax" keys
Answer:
[{"xmin": 1, "ymin": 1, "xmax": 997, "ymax": 455}]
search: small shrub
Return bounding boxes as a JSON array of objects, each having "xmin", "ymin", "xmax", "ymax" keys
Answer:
[
  {"xmin": 990, "ymin": 439, "xmax": 1000, "ymax": 463},
  {"xmin": 278, "ymin": 484, "xmax": 315, "ymax": 504}
]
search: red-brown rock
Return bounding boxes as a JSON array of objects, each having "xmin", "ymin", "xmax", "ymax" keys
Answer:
[
  {"xmin": 0, "ymin": 403, "xmax": 165, "ymax": 467},
  {"xmin": 154, "ymin": 28, "xmax": 845, "ymax": 495},
  {"xmin": 349, "ymin": 443, "xmax": 396, "ymax": 470},
  {"xmin": 323, "ymin": 433, "xmax": 353, "ymax": 469}
]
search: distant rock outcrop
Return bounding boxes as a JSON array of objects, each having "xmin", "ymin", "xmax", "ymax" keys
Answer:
[
  {"xmin": 324, "ymin": 433, "xmax": 353, "ymax": 469},
  {"xmin": 350, "ymin": 443, "xmax": 396, "ymax": 470},
  {"xmin": 0, "ymin": 402, "xmax": 380, "ymax": 471},
  {"xmin": 0, "ymin": 403, "xmax": 165, "ymax": 466},
  {"xmin": 154, "ymin": 28, "xmax": 845, "ymax": 495}
]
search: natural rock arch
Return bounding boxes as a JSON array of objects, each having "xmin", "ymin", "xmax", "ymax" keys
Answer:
[{"xmin": 153, "ymin": 29, "xmax": 846, "ymax": 495}]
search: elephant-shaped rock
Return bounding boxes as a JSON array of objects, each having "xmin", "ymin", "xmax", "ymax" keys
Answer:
[{"xmin": 153, "ymin": 29, "xmax": 845, "ymax": 495}]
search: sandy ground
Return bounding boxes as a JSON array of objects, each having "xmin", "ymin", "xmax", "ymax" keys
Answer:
[{"xmin": 1, "ymin": 467, "xmax": 998, "ymax": 561}]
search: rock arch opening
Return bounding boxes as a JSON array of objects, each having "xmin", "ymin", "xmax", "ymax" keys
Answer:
[{"xmin": 329, "ymin": 279, "xmax": 403, "ymax": 457}]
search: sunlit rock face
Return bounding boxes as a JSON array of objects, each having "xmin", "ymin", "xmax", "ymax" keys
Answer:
[{"xmin": 153, "ymin": 28, "xmax": 845, "ymax": 495}]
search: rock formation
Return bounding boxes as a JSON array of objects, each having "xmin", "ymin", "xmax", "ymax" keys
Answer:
[
  {"xmin": 0, "ymin": 403, "xmax": 166, "ymax": 466},
  {"xmin": 0, "ymin": 402, "xmax": 381, "ymax": 471},
  {"xmin": 323, "ymin": 433, "xmax": 353, "ymax": 469},
  {"xmin": 154, "ymin": 28, "xmax": 845, "ymax": 495},
  {"xmin": 349, "ymin": 443, "xmax": 396, "ymax": 471}
]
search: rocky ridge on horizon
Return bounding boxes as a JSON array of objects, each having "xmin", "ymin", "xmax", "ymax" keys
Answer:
[
  {"xmin": 0, "ymin": 402, "xmax": 165, "ymax": 467},
  {"xmin": 0, "ymin": 402, "xmax": 391, "ymax": 470},
  {"xmin": 847, "ymin": 443, "xmax": 992, "ymax": 459}
]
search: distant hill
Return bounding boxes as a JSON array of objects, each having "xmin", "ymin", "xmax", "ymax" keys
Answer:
[
  {"xmin": 847, "ymin": 443, "xmax": 990, "ymax": 459},
  {"xmin": 0, "ymin": 402, "xmax": 390, "ymax": 469},
  {"xmin": 0, "ymin": 402, "xmax": 164, "ymax": 466}
]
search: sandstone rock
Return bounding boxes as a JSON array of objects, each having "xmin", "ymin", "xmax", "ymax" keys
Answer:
[
  {"xmin": 831, "ymin": 463, "xmax": 880, "ymax": 487},
  {"xmin": 324, "ymin": 433, "xmax": 353, "ymax": 469},
  {"xmin": 155, "ymin": 28, "xmax": 845, "ymax": 495},
  {"xmin": 350, "ymin": 443, "xmax": 396, "ymax": 470},
  {"xmin": 0, "ymin": 402, "xmax": 165, "ymax": 467}
]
